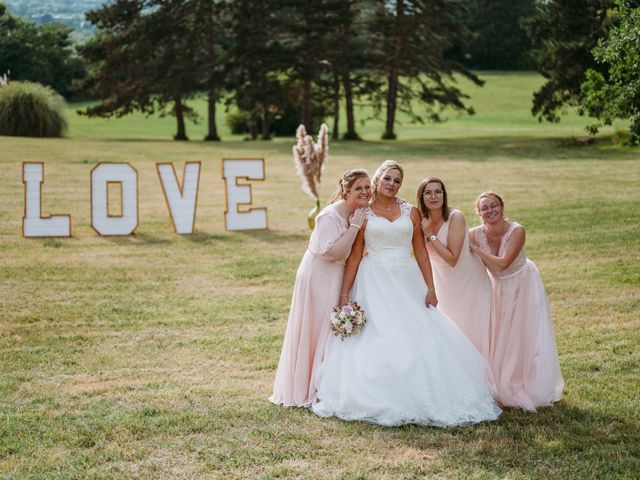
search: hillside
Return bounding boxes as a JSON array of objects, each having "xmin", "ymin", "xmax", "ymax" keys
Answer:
[{"xmin": 5, "ymin": 0, "xmax": 104, "ymax": 41}]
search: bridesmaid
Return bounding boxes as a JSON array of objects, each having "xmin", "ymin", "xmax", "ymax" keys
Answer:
[
  {"xmin": 469, "ymin": 191, "xmax": 564, "ymax": 411},
  {"xmin": 270, "ymin": 169, "xmax": 371, "ymax": 407},
  {"xmin": 416, "ymin": 177, "xmax": 492, "ymax": 358}
]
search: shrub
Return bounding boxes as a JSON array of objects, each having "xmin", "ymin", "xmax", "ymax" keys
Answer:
[
  {"xmin": 0, "ymin": 81, "xmax": 68, "ymax": 137},
  {"xmin": 612, "ymin": 128, "xmax": 631, "ymax": 146},
  {"xmin": 226, "ymin": 104, "xmax": 328, "ymax": 138},
  {"xmin": 225, "ymin": 109, "xmax": 251, "ymax": 135}
]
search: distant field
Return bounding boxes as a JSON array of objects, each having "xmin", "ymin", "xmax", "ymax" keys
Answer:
[
  {"xmin": 1, "ymin": 72, "xmax": 638, "ymax": 479},
  {"xmin": 67, "ymin": 71, "xmax": 619, "ymax": 141}
]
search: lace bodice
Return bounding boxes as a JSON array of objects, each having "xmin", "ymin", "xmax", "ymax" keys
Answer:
[
  {"xmin": 365, "ymin": 200, "xmax": 414, "ymax": 266},
  {"xmin": 472, "ymin": 222, "xmax": 526, "ymax": 277}
]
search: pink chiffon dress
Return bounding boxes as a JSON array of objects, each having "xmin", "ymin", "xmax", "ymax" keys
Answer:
[
  {"xmin": 270, "ymin": 204, "xmax": 356, "ymax": 407},
  {"xmin": 472, "ymin": 222, "xmax": 564, "ymax": 411},
  {"xmin": 426, "ymin": 210, "xmax": 492, "ymax": 359}
]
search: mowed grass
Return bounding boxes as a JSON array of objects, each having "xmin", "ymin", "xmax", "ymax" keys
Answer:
[{"xmin": 1, "ymin": 72, "xmax": 639, "ymax": 479}]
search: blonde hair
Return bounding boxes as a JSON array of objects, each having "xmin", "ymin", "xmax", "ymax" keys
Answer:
[
  {"xmin": 329, "ymin": 169, "xmax": 369, "ymax": 203},
  {"xmin": 475, "ymin": 191, "xmax": 504, "ymax": 212},
  {"xmin": 371, "ymin": 160, "xmax": 403, "ymax": 202}
]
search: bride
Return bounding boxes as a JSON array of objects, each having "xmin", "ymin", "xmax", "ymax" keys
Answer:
[{"xmin": 312, "ymin": 160, "xmax": 501, "ymax": 427}]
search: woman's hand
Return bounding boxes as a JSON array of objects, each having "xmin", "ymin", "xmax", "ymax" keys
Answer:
[
  {"xmin": 349, "ymin": 208, "xmax": 367, "ymax": 229},
  {"xmin": 421, "ymin": 217, "xmax": 433, "ymax": 237},
  {"xmin": 426, "ymin": 289, "xmax": 438, "ymax": 308}
]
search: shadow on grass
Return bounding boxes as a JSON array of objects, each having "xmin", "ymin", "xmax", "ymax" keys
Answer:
[
  {"xmin": 385, "ymin": 401, "xmax": 640, "ymax": 478},
  {"xmin": 101, "ymin": 232, "xmax": 173, "ymax": 245},
  {"xmin": 333, "ymin": 135, "xmax": 639, "ymax": 162},
  {"xmin": 182, "ymin": 230, "xmax": 307, "ymax": 245}
]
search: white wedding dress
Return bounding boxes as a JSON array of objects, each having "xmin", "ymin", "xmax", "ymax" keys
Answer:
[{"xmin": 312, "ymin": 202, "xmax": 501, "ymax": 427}]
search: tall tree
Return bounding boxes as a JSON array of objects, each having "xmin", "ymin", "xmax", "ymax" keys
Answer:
[
  {"xmin": 327, "ymin": 0, "xmax": 381, "ymax": 140},
  {"xmin": 461, "ymin": 0, "xmax": 535, "ymax": 69},
  {"xmin": 278, "ymin": 0, "xmax": 344, "ymax": 131},
  {"xmin": 225, "ymin": 0, "xmax": 289, "ymax": 140},
  {"xmin": 580, "ymin": 0, "xmax": 640, "ymax": 144},
  {"xmin": 371, "ymin": 0, "xmax": 482, "ymax": 140},
  {"xmin": 522, "ymin": 0, "xmax": 613, "ymax": 122},
  {"xmin": 192, "ymin": 0, "xmax": 226, "ymax": 141},
  {"xmin": 80, "ymin": 0, "xmax": 200, "ymax": 140}
]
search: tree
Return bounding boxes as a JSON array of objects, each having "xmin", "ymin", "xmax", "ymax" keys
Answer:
[
  {"xmin": 192, "ymin": 0, "xmax": 226, "ymax": 141},
  {"xmin": 225, "ymin": 0, "xmax": 290, "ymax": 140},
  {"xmin": 325, "ymin": 0, "xmax": 382, "ymax": 140},
  {"xmin": 370, "ymin": 0, "xmax": 482, "ymax": 140},
  {"xmin": 278, "ymin": 0, "xmax": 344, "ymax": 131},
  {"xmin": 0, "ymin": 7, "xmax": 86, "ymax": 98},
  {"xmin": 460, "ymin": 0, "xmax": 535, "ymax": 69},
  {"xmin": 80, "ymin": 0, "xmax": 200, "ymax": 140},
  {"xmin": 580, "ymin": 1, "xmax": 640, "ymax": 144},
  {"xmin": 522, "ymin": 0, "xmax": 613, "ymax": 122}
]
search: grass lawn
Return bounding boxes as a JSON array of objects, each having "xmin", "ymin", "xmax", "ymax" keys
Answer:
[{"xmin": 1, "ymin": 72, "xmax": 639, "ymax": 479}]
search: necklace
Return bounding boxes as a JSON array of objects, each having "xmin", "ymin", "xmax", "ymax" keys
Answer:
[{"xmin": 375, "ymin": 199, "xmax": 395, "ymax": 212}]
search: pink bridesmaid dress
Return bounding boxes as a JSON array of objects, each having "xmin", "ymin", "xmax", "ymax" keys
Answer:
[
  {"xmin": 426, "ymin": 209, "xmax": 492, "ymax": 359},
  {"xmin": 472, "ymin": 222, "xmax": 564, "ymax": 411},
  {"xmin": 270, "ymin": 204, "xmax": 355, "ymax": 407}
]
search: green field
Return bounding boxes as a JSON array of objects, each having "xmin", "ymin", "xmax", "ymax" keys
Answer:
[{"xmin": 1, "ymin": 72, "xmax": 639, "ymax": 479}]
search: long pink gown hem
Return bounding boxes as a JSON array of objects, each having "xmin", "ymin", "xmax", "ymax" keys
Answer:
[{"xmin": 270, "ymin": 205, "xmax": 353, "ymax": 407}]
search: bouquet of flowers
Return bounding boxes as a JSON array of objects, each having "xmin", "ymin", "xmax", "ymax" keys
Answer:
[{"xmin": 330, "ymin": 301, "xmax": 367, "ymax": 340}]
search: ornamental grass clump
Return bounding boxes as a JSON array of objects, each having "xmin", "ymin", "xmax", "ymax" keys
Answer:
[
  {"xmin": 293, "ymin": 123, "xmax": 329, "ymax": 229},
  {"xmin": 0, "ymin": 81, "xmax": 68, "ymax": 137}
]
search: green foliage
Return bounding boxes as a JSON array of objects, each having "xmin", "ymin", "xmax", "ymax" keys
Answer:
[
  {"xmin": 225, "ymin": 109, "xmax": 251, "ymax": 135},
  {"xmin": 580, "ymin": 1, "xmax": 640, "ymax": 144},
  {"xmin": 0, "ymin": 81, "xmax": 67, "ymax": 137},
  {"xmin": 612, "ymin": 128, "xmax": 631, "ymax": 145},
  {"xmin": 225, "ymin": 104, "xmax": 326, "ymax": 138},
  {"xmin": 370, "ymin": 0, "xmax": 483, "ymax": 139},
  {"xmin": 522, "ymin": 0, "xmax": 613, "ymax": 122},
  {"xmin": 0, "ymin": 6, "xmax": 86, "ymax": 98},
  {"xmin": 456, "ymin": 0, "xmax": 536, "ymax": 70}
]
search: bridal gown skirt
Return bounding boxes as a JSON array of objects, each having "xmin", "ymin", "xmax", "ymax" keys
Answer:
[{"xmin": 312, "ymin": 255, "xmax": 501, "ymax": 427}]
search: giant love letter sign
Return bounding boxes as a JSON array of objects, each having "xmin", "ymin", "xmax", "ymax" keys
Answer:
[
  {"xmin": 91, "ymin": 163, "xmax": 138, "ymax": 236},
  {"xmin": 222, "ymin": 159, "xmax": 268, "ymax": 231},
  {"xmin": 156, "ymin": 162, "xmax": 201, "ymax": 234},
  {"xmin": 22, "ymin": 162, "xmax": 71, "ymax": 237},
  {"xmin": 21, "ymin": 160, "xmax": 267, "ymax": 237}
]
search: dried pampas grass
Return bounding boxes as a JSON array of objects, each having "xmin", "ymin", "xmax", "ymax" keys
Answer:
[{"xmin": 293, "ymin": 123, "xmax": 328, "ymax": 201}]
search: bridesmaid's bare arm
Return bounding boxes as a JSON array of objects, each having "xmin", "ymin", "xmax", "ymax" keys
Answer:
[
  {"xmin": 424, "ymin": 210, "xmax": 467, "ymax": 267},
  {"xmin": 471, "ymin": 225, "xmax": 526, "ymax": 272},
  {"xmin": 339, "ymin": 220, "xmax": 367, "ymax": 303},
  {"xmin": 411, "ymin": 208, "xmax": 438, "ymax": 307}
]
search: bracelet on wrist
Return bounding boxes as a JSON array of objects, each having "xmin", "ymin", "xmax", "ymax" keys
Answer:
[{"xmin": 351, "ymin": 223, "xmax": 361, "ymax": 230}]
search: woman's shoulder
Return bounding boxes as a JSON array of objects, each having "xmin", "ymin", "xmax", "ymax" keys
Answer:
[
  {"xmin": 318, "ymin": 203, "xmax": 341, "ymax": 217},
  {"xmin": 506, "ymin": 221, "xmax": 525, "ymax": 234},
  {"xmin": 448, "ymin": 208, "xmax": 467, "ymax": 222},
  {"xmin": 316, "ymin": 204, "xmax": 347, "ymax": 225},
  {"xmin": 398, "ymin": 198, "xmax": 414, "ymax": 213}
]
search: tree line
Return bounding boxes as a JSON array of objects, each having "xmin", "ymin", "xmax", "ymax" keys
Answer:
[
  {"xmin": 77, "ymin": 0, "xmax": 488, "ymax": 141},
  {"xmin": 1, "ymin": 0, "xmax": 639, "ymax": 143}
]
